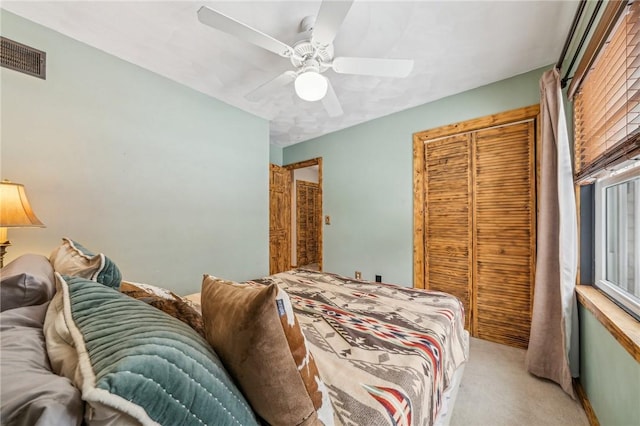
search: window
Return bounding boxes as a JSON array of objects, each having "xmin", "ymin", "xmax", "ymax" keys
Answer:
[
  {"xmin": 595, "ymin": 164, "xmax": 640, "ymax": 320},
  {"xmin": 572, "ymin": 0, "xmax": 640, "ymax": 319},
  {"xmin": 572, "ymin": 0, "xmax": 640, "ymax": 184}
]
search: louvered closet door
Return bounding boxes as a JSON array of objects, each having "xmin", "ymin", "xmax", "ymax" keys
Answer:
[
  {"xmin": 473, "ymin": 121, "xmax": 535, "ymax": 348},
  {"xmin": 296, "ymin": 180, "xmax": 320, "ymax": 266},
  {"xmin": 424, "ymin": 134, "xmax": 473, "ymax": 330}
]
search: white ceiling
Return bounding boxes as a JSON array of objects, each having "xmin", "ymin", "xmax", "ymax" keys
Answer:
[{"xmin": 2, "ymin": 1, "xmax": 578, "ymax": 147}]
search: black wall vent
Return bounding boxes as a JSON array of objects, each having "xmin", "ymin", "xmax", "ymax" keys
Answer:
[{"xmin": 1, "ymin": 37, "xmax": 46, "ymax": 79}]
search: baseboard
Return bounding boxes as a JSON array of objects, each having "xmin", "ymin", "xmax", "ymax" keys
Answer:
[{"xmin": 573, "ymin": 378, "xmax": 600, "ymax": 426}]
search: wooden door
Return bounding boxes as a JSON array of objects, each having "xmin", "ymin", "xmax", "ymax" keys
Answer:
[
  {"xmin": 473, "ymin": 121, "xmax": 535, "ymax": 348},
  {"xmin": 414, "ymin": 105, "xmax": 539, "ymax": 349},
  {"xmin": 269, "ymin": 164, "xmax": 291, "ymax": 274},
  {"xmin": 424, "ymin": 134, "xmax": 474, "ymax": 330},
  {"xmin": 296, "ymin": 180, "xmax": 320, "ymax": 266}
]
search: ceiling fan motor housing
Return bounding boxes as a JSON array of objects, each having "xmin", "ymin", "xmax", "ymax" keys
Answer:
[{"xmin": 291, "ymin": 40, "xmax": 333, "ymax": 72}]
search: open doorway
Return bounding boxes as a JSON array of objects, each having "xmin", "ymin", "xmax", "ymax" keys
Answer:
[
  {"xmin": 287, "ymin": 158, "xmax": 322, "ymax": 271},
  {"xmin": 292, "ymin": 165, "xmax": 320, "ymax": 270}
]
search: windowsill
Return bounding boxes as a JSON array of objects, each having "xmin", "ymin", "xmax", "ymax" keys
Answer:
[{"xmin": 576, "ymin": 285, "xmax": 640, "ymax": 362}]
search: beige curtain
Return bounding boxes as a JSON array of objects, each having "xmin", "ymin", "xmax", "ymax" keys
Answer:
[{"xmin": 525, "ymin": 68, "xmax": 578, "ymax": 398}]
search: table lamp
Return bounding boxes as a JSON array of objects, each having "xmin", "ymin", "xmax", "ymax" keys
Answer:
[{"xmin": 0, "ymin": 180, "xmax": 45, "ymax": 268}]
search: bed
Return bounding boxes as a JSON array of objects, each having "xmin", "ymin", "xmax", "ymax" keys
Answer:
[{"xmin": 0, "ymin": 239, "xmax": 469, "ymax": 426}]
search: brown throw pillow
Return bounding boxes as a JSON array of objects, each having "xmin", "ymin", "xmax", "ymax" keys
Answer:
[
  {"xmin": 120, "ymin": 281, "xmax": 204, "ymax": 338},
  {"xmin": 201, "ymin": 275, "xmax": 333, "ymax": 426}
]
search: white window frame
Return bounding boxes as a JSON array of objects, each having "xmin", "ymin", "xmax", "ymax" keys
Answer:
[{"xmin": 594, "ymin": 162, "xmax": 640, "ymax": 320}]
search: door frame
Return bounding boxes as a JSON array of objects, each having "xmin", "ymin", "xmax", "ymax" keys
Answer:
[{"xmin": 285, "ymin": 157, "xmax": 323, "ymax": 271}]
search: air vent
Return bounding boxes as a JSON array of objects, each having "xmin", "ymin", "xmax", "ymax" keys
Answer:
[{"xmin": 1, "ymin": 37, "xmax": 46, "ymax": 79}]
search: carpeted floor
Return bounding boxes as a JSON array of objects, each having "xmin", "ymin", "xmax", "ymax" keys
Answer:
[
  {"xmin": 449, "ymin": 337, "xmax": 589, "ymax": 426},
  {"xmin": 298, "ymin": 263, "xmax": 320, "ymax": 271}
]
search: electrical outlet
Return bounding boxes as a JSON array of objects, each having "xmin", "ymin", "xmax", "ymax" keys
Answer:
[
  {"xmin": 325, "ymin": 215, "xmax": 331, "ymax": 225},
  {"xmin": 375, "ymin": 275, "xmax": 382, "ymax": 282},
  {"xmin": 355, "ymin": 271, "xmax": 362, "ymax": 280}
]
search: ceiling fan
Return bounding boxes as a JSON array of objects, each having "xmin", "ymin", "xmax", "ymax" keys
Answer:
[{"xmin": 197, "ymin": 0, "xmax": 414, "ymax": 117}]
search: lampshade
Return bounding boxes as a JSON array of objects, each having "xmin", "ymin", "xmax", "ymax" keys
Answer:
[
  {"xmin": 0, "ymin": 181, "xmax": 44, "ymax": 229},
  {"xmin": 294, "ymin": 71, "xmax": 328, "ymax": 102}
]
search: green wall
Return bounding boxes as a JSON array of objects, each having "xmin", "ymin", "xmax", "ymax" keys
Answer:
[
  {"xmin": 269, "ymin": 144, "xmax": 283, "ymax": 166},
  {"xmin": 0, "ymin": 10, "xmax": 270, "ymax": 293},
  {"xmin": 284, "ymin": 66, "xmax": 546, "ymax": 285},
  {"xmin": 579, "ymin": 306, "xmax": 640, "ymax": 426}
]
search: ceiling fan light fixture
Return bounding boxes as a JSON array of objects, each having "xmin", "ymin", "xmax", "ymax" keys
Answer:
[{"xmin": 294, "ymin": 71, "xmax": 328, "ymax": 101}]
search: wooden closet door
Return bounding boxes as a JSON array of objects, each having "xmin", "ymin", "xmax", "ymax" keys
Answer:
[
  {"xmin": 424, "ymin": 134, "xmax": 474, "ymax": 330},
  {"xmin": 296, "ymin": 180, "xmax": 320, "ymax": 266},
  {"xmin": 415, "ymin": 105, "xmax": 539, "ymax": 349},
  {"xmin": 473, "ymin": 121, "xmax": 535, "ymax": 348}
]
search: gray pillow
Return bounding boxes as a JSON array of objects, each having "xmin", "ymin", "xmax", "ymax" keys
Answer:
[
  {"xmin": 0, "ymin": 303, "xmax": 83, "ymax": 426},
  {"xmin": 0, "ymin": 254, "xmax": 55, "ymax": 312}
]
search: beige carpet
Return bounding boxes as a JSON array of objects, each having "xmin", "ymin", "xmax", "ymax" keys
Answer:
[
  {"xmin": 449, "ymin": 337, "xmax": 589, "ymax": 426},
  {"xmin": 298, "ymin": 263, "xmax": 320, "ymax": 271}
]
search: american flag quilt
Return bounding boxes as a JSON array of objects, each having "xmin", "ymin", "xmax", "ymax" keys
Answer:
[{"xmin": 247, "ymin": 269, "xmax": 469, "ymax": 426}]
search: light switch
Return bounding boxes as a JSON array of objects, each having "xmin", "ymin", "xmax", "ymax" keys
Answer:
[{"xmin": 325, "ymin": 215, "xmax": 331, "ymax": 225}]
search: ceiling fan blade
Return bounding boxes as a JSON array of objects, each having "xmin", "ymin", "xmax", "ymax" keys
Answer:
[
  {"xmin": 198, "ymin": 6, "xmax": 294, "ymax": 58},
  {"xmin": 311, "ymin": 0, "xmax": 354, "ymax": 47},
  {"xmin": 322, "ymin": 80, "xmax": 343, "ymax": 117},
  {"xmin": 245, "ymin": 71, "xmax": 297, "ymax": 101},
  {"xmin": 332, "ymin": 57, "xmax": 414, "ymax": 77}
]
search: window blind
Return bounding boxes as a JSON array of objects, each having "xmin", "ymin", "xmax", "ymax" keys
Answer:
[{"xmin": 574, "ymin": 0, "xmax": 640, "ymax": 184}]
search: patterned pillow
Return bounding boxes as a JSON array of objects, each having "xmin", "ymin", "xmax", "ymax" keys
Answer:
[
  {"xmin": 120, "ymin": 281, "xmax": 205, "ymax": 338},
  {"xmin": 49, "ymin": 238, "xmax": 121, "ymax": 289},
  {"xmin": 201, "ymin": 275, "xmax": 334, "ymax": 426},
  {"xmin": 44, "ymin": 274, "xmax": 258, "ymax": 426}
]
